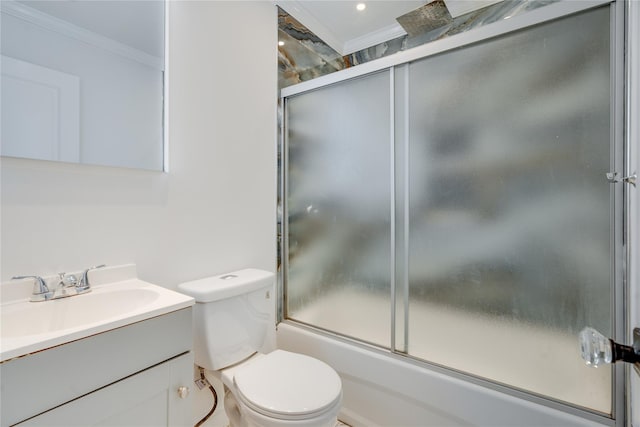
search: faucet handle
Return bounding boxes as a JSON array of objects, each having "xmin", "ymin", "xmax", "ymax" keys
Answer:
[
  {"xmin": 78, "ymin": 264, "xmax": 106, "ymax": 291},
  {"xmin": 12, "ymin": 275, "xmax": 50, "ymax": 295}
]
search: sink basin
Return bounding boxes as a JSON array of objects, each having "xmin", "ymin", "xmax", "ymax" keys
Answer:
[
  {"xmin": 1, "ymin": 289, "xmax": 159, "ymax": 338},
  {"xmin": 0, "ymin": 265, "xmax": 194, "ymax": 362}
]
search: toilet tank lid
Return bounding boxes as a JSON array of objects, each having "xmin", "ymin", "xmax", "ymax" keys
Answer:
[{"xmin": 177, "ymin": 269, "xmax": 273, "ymax": 303}]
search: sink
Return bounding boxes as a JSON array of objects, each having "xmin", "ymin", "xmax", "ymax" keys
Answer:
[
  {"xmin": 2, "ymin": 289, "xmax": 159, "ymax": 338},
  {"xmin": 0, "ymin": 264, "xmax": 194, "ymax": 362}
]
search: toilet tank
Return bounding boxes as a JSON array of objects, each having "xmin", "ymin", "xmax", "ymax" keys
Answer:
[{"xmin": 177, "ymin": 269, "xmax": 274, "ymax": 370}]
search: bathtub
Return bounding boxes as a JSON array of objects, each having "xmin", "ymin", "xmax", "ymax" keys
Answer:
[{"xmin": 277, "ymin": 322, "xmax": 611, "ymax": 427}]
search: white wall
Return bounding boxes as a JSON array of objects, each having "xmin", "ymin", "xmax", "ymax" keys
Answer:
[{"xmin": 0, "ymin": 0, "xmax": 277, "ymax": 292}]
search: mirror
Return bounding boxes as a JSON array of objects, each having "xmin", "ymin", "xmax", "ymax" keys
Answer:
[{"xmin": 0, "ymin": 0, "xmax": 165, "ymax": 171}]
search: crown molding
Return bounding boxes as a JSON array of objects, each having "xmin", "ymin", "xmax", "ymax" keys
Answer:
[
  {"xmin": 0, "ymin": 0, "xmax": 163, "ymax": 70},
  {"xmin": 443, "ymin": 0, "xmax": 504, "ymax": 18},
  {"xmin": 276, "ymin": 0, "xmax": 409, "ymax": 57},
  {"xmin": 343, "ymin": 22, "xmax": 407, "ymax": 56}
]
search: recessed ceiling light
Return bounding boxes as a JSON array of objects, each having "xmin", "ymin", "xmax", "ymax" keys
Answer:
[
  {"xmin": 278, "ymin": 41, "xmax": 285, "ymax": 46},
  {"xmin": 356, "ymin": 3, "xmax": 366, "ymax": 11}
]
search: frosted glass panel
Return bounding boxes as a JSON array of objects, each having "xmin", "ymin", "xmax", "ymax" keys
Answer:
[
  {"xmin": 285, "ymin": 71, "xmax": 391, "ymax": 348},
  {"xmin": 407, "ymin": 7, "xmax": 611, "ymax": 412}
]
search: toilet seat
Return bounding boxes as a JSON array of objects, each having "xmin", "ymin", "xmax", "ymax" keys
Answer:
[{"xmin": 233, "ymin": 350, "xmax": 342, "ymax": 420}]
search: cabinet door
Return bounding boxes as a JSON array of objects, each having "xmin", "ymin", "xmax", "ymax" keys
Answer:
[{"xmin": 18, "ymin": 352, "xmax": 193, "ymax": 427}]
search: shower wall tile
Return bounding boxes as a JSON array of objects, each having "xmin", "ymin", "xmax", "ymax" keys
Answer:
[
  {"xmin": 277, "ymin": 7, "xmax": 345, "ymax": 89},
  {"xmin": 405, "ymin": 0, "xmax": 558, "ymax": 49}
]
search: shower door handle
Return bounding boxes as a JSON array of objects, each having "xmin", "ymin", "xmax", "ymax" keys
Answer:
[
  {"xmin": 580, "ymin": 327, "xmax": 640, "ymax": 374},
  {"xmin": 606, "ymin": 172, "xmax": 637, "ymax": 187}
]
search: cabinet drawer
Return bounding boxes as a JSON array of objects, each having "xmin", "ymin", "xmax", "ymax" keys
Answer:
[{"xmin": 17, "ymin": 352, "xmax": 193, "ymax": 427}]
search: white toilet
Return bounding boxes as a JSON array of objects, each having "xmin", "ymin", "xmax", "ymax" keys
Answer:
[{"xmin": 178, "ymin": 269, "xmax": 342, "ymax": 427}]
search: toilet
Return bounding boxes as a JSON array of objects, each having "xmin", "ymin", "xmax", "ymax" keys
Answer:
[{"xmin": 178, "ymin": 269, "xmax": 342, "ymax": 427}]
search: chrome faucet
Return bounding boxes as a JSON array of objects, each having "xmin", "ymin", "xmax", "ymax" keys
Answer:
[
  {"xmin": 12, "ymin": 264, "xmax": 106, "ymax": 302},
  {"xmin": 11, "ymin": 275, "xmax": 53, "ymax": 302},
  {"xmin": 52, "ymin": 272, "xmax": 79, "ymax": 299},
  {"xmin": 77, "ymin": 264, "xmax": 106, "ymax": 292}
]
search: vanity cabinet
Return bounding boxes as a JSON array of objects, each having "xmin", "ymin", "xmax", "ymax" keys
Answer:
[
  {"xmin": 0, "ymin": 308, "xmax": 193, "ymax": 427},
  {"xmin": 17, "ymin": 352, "xmax": 192, "ymax": 426}
]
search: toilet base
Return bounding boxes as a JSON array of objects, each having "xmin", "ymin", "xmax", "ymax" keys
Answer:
[{"xmin": 224, "ymin": 388, "xmax": 244, "ymax": 427}]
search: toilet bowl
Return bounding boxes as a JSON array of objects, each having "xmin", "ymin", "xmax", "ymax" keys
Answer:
[
  {"xmin": 218, "ymin": 350, "xmax": 342, "ymax": 427},
  {"xmin": 178, "ymin": 269, "xmax": 342, "ymax": 427}
]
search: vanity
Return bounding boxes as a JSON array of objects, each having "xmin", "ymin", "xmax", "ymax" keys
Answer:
[{"xmin": 0, "ymin": 265, "xmax": 195, "ymax": 426}]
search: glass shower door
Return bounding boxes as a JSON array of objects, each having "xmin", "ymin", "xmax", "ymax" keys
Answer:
[
  {"xmin": 284, "ymin": 70, "xmax": 392, "ymax": 348},
  {"xmin": 281, "ymin": 2, "xmax": 620, "ymax": 417},
  {"xmin": 405, "ymin": 6, "xmax": 613, "ymax": 413}
]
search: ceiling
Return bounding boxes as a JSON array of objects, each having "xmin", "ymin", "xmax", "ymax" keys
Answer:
[
  {"xmin": 15, "ymin": 1, "xmax": 164, "ymax": 57},
  {"xmin": 275, "ymin": 0, "xmax": 504, "ymax": 56},
  {"xmin": 275, "ymin": 0, "xmax": 428, "ymax": 55},
  {"xmin": 14, "ymin": 0, "xmax": 503, "ymax": 60}
]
